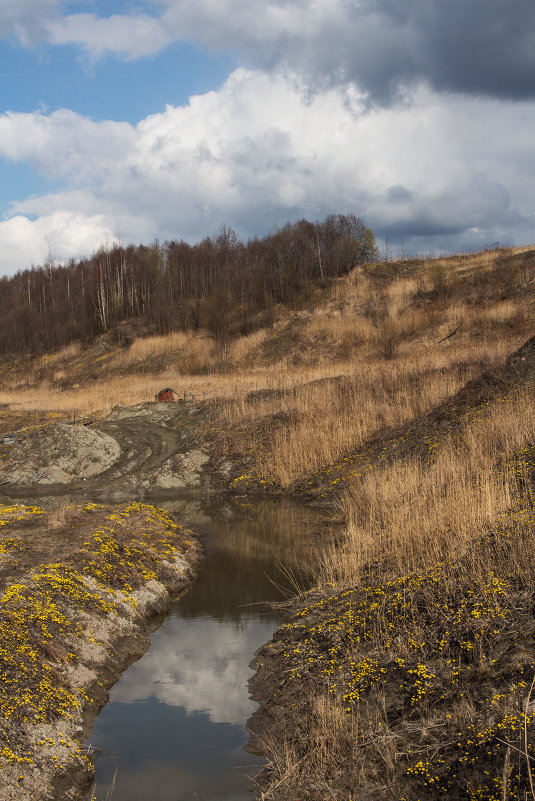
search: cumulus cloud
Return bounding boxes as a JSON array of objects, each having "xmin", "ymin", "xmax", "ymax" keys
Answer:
[
  {"xmin": 0, "ymin": 109, "xmax": 135, "ymax": 178},
  {"xmin": 145, "ymin": 0, "xmax": 535, "ymax": 101},
  {"xmin": 5, "ymin": 1, "xmax": 535, "ymax": 102},
  {"xmin": 110, "ymin": 615, "xmax": 275, "ymax": 724},
  {"xmin": 0, "ymin": 69, "xmax": 533, "ymax": 274},
  {"xmin": 0, "ymin": 0, "xmax": 59, "ymax": 46},
  {"xmin": 0, "ymin": 212, "xmax": 120, "ymax": 273},
  {"xmin": 47, "ymin": 11, "xmax": 169, "ymax": 60}
]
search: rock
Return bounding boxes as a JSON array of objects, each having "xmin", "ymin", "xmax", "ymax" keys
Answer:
[{"xmin": 0, "ymin": 424, "xmax": 120, "ymax": 485}]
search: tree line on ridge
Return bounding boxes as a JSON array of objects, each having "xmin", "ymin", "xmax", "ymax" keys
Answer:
[{"xmin": 0, "ymin": 214, "xmax": 377, "ymax": 355}]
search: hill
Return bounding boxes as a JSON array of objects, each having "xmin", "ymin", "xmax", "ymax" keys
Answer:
[
  {"xmin": 1, "ymin": 243, "xmax": 535, "ymax": 800},
  {"xmin": 1, "ymin": 244, "xmax": 534, "ymax": 494}
]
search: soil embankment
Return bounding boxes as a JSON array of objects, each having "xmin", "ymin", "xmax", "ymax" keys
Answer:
[
  {"xmin": 245, "ymin": 336, "xmax": 535, "ymax": 800},
  {"xmin": 0, "ymin": 401, "xmax": 236, "ymax": 498},
  {"xmin": 1, "ymin": 333, "xmax": 535, "ymax": 801},
  {"xmin": 0, "ymin": 501, "xmax": 201, "ymax": 801}
]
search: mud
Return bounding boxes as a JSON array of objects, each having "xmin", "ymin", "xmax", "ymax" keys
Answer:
[{"xmin": 0, "ymin": 401, "xmax": 233, "ymax": 497}]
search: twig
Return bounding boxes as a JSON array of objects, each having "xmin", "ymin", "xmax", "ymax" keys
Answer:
[
  {"xmin": 436, "ymin": 327, "xmax": 459, "ymax": 344},
  {"xmin": 494, "ymin": 738, "xmax": 535, "ymax": 763},
  {"xmin": 525, "ymin": 673, "xmax": 535, "ymax": 798}
]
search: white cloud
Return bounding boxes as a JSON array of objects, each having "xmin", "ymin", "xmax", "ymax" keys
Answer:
[
  {"xmin": 47, "ymin": 11, "xmax": 169, "ymax": 60},
  {"xmin": 159, "ymin": 0, "xmax": 339, "ymax": 49},
  {"xmin": 0, "ymin": 109, "xmax": 135, "ymax": 178},
  {"xmin": 0, "ymin": 212, "xmax": 119, "ymax": 273},
  {"xmin": 110, "ymin": 615, "xmax": 275, "ymax": 724},
  {"xmin": 0, "ymin": 69, "xmax": 534, "ymax": 275},
  {"xmin": 4, "ymin": 1, "xmax": 534, "ymax": 102},
  {"xmin": 33, "ymin": 0, "xmax": 336, "ymax": 61}
]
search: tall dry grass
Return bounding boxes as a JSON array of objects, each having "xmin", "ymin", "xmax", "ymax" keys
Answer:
[
  {"xmin": 321, "ymin": 385, "xmax": 535, "ymax": 587},
  {"xmin": 254, "ymin": 246, "xmax": 535, "ymax": 799},
  {"xmin": 248, "ymin": 245, "xmax": 533, "ymax": 484},
  {"xmin": 108, "ymin": 330, "xmax": 218, "ymax": 374},
  {"xmin": 0, "ymin": 360, "xmax": 354, "ymax": 416},
  {"xmin": 253, "ymin": 337, "xmax": 520, "ymax": 487},
  {"xmin": 258, "ymin": 377, "xmax": 535, "ymax": 801},
  {"xmin": 0, "ymin": 246, "xmax": 532, "ymax": 483}
]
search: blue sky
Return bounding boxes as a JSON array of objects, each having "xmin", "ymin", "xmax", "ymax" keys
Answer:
[
  {"xmin": 0, "ymin": 0, "xmax": 534, "ymax": 275},
  {"xmin": 0, "ymin": 33, "xmax": 232, "ymax": 212},
  {"xmin": 0, "ymin": 36, "xmax": 232, "ymax": 124}
]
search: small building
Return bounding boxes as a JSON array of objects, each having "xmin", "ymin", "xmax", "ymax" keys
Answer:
[{"xmin": 155, "ymin": 387, "xmax": 178, "ymax": 402}]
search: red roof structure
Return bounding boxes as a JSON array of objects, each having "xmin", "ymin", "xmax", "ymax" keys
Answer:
[{"xmin": 155, "ymin": 387, "xmax": 177, "ymax": 402}]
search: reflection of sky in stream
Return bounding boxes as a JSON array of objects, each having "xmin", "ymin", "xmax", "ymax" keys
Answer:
[
  {"xmin": 87, "ymin": 499, "xmax": 327, "ymax": 801},
  {"xmin": 108, "ymin": 614, "xmax": 275, "ymax": 724},
  {"xmin": 89, "ymin": 616, "xmax": 272, "ymax": 801}
]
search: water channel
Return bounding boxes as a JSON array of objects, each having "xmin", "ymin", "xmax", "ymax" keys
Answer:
[{"xmin": 79, "ymin": 496, "xmax": 330, "ymax": 801}]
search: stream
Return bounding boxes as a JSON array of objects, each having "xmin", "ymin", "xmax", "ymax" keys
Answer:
[{"xmin": 81, "ymin": 496, "xmax": 330, "ymax": 801}]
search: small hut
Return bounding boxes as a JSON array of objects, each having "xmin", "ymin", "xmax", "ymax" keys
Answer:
[{"xmin": 155, "ymin": 387, "xmax": 178, "ymax": 402}]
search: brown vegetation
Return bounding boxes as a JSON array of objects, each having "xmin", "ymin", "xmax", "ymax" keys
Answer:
[
  {"xmin": 0, "ymin": 214, "xmax": 376, "ymax": 354},
  {"xmin": 245, "ymin": 249, "xmax": 535, "ymax": 800},
  {"xmin": 251, "ymin": 381, "xmax": 535, "ymax": 800},
  {"xmin": 1, "ymin": 242, "xmax": 535, "ymax": 800}
]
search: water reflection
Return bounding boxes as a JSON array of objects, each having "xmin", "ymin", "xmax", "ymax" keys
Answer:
[
  {"xmin": 87, "ymin": 499, "xmax": 331, "ymax": 801},
  {"xmin": 162, "ymin": 499, "xmax": 323, "ymax": 621},
  {"xmin": 88, "ymin": 700, "xmax": 264, "ymax": 801},
  {"xmin": 109, "ymin": 615, "xmax": 275, "ymax": 723}
]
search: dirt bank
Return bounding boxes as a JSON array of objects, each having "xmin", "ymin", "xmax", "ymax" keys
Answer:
[
  {"xmin": 0, "ymin": 501, "xmax": 201, "ymax": 801},
  {"xmin": 0, "ymin": 400, "xmax": 238, "ymax": 498},
  {"xmin": 245, "ymin": 337, "xmax": 535, "ymax": 799}
]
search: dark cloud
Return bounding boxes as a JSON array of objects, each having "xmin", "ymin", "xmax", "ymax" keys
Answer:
[
  {"xmin": 4, "ymin": 2, "xmax": 533, "ymax": 103},
  {"xmin": 272, "ymin": 0, "xmax": 535, "ymax": 103},
  {"xmin": 376, "ymin": 219, "xmax": 468, "ymax": 240},
  {"xmin": 407, "ymin": 0, "xmax": 535, "ymax": 99},
  {"xmin": 386, "ymin": 185, "xmax": 413, "ymax": 203},
  {"xmin": 372, "ymin": 202, "xmax": 532, "ymax": 254}
]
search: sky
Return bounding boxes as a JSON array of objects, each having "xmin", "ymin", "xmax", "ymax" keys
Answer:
[{"xmin": 0, "ymin": 1, "xmax": 534, "ymax": 275}]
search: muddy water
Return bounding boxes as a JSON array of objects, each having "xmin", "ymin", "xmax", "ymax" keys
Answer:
[{"xmin": 85, "ymin": 497, "xmax": 330, "ymax": 801}]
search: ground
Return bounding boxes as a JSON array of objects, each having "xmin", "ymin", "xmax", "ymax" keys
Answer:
[
  {"xmin": 0, "ymin": 246, "xmax": 534, "ymax": 800},
  {"xmin": 0, "ymin": 400, "xmax": 236, "ymax": 498},
  {"xmin": 0, "ymin": 500, "xmax": 201, "ymax": 800}
]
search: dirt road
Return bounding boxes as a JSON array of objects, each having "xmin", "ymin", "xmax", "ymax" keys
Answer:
[{"xmin": 0, "ymin": 400, "xmax": 236, "ymax": 498}]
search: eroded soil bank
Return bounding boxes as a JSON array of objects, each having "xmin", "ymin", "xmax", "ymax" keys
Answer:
[
  {"xmin": 0, "ymin": 500, "xmax": 201, "ymax": 801},
  {"xmin": 2, "ymin": 333, "xmax": 535, "ymax": 801},
  {"xmin": 0, "ymin": 401, "xmax": 238, "ymax": 497},
  {"xmin": 246, "ymin": 371, "xmax": 535, "ymax": 799}
]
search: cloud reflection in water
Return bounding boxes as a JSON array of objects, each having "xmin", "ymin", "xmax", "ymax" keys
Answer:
[{"xmin": 109, "ymin": 614, "xmax": 275, "ymax": 724}]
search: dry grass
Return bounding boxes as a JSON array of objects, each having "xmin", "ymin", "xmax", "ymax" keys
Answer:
[
  {"xmin": 253, "ymin": 338, "xmax": 518, "ymax": 487},
  {"xmin": 0, "ymin": 248, "xmax": 533, "ymax": 493},
  {"xmin": 0, "ymin": 362, "xmax": 350, "ymax": 416},
  {"xmin": 256, "ymin": 384, "xmax": 535, "ymax": 800},
  {"xmin": 220, "ymin": 246, "xmax": 533, "ymax": 486},
  {"xmin": 0, "ymin": 245, "xmax": 534, "ymax": 800},
  {"xmin": 248, "ymin": 246, "xmax": 535, "ymax": 800},
  {"xmin": 0, "ymin": 378, "xmax": 164, "ymax": 416},
  {"xmin": 323, "ymin": 384, "xmax": 535, "ymax": 586},
  {"xmin": 108, "ymin": 330, "xmax": 218, "ymax": 373}
]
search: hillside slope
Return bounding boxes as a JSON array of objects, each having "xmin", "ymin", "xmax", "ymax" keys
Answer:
[
  {"xmin": 2, "ymin": 245, "xmax": 533, "ymax": 498},
  {"xmin": 0, "ymin": 246, "xmax": 534, "ymax": 800}
]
